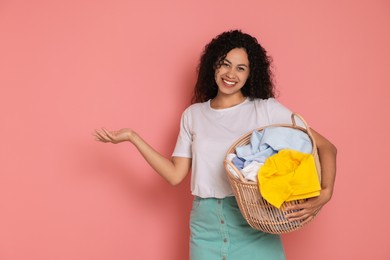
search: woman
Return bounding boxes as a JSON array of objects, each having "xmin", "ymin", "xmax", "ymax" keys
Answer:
[{"xmin": 94, "ymin": 30, "xmax": 337, "ymax": 259}]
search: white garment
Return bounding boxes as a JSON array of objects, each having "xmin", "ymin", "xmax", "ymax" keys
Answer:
[
  {"xmin": 240, "ymin": 161, "xmax": 263, "ymax": 182},
  {"xmin": 172, "ymin": 98, "xmax": 304, "ymax": 198}
]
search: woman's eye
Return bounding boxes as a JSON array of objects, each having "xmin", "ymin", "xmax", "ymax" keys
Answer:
[
  {"xmin": 222, "ymin": 63, "xmax": 230, "ymax": 67},
  {"xmin": 237, "ymin": 67, "xmax": 245, "ymax": 71}
]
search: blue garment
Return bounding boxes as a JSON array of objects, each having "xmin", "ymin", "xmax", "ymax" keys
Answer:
[
  {"xmin": 261, "ymin": 127, "xmax": 313, "ymax": 153},
  {"xmin": 233, "ymin": 127, "xmax": 312, "ymax": 169},
  {"xmin": 232, "ymin": 156, "xmax": 245, "ymax": 169}
]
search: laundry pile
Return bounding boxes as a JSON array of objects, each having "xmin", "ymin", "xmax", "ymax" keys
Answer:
[{"xmin": 226, "ymin": 127, "xmax": 321, "ymax": 208}]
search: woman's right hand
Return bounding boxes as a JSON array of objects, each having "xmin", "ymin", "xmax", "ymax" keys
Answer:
[
  {"xmin": 94, "ymin": 128, "xmax": 134, "ymax": 144},
  {"xmin": 93, "ymin": 127, "xmax": 192, "ymax": 186}
]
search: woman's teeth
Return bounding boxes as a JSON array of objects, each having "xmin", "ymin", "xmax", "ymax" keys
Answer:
[{"xmin": 223, "ymin": 79, "xmax": 236, "ymax": 86}]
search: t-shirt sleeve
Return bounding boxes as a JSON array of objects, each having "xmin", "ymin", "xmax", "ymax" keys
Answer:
[
  {"xmin": 172, "ymin": 108, "xmax": 193, "ymax": 158},
  {"xmin": 266, "ymin": 98, "xmax": 307, "ymax": 128}
]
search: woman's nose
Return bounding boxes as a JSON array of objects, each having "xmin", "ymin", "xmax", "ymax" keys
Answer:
[{"xmin": 226, "ymin": 68, "xmax": 235, "ymax": 78}]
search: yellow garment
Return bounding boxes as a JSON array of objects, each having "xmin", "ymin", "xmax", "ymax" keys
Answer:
[{"xmin": 257, "ymin": 149, "xmax": 321, "ymax": 208}]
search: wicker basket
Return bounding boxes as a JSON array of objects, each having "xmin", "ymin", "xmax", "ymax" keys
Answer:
[{"xmin": 224, "ymin": 113, "xmax": 322, "ymax": 234}]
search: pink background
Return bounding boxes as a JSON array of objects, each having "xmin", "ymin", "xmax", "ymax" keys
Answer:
[{"xmin": 1, "ymin": 0, "xmax": 389, "ymax": 259}]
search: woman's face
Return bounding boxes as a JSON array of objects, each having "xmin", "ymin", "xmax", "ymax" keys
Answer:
[{"xmin": 214, "ymin": 48, "xmax": 250, "ymax": 98}]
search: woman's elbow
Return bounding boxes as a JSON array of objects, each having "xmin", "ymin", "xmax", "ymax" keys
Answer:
[
  {"xmin": 319, "ymin": 140, "xmax": 337, "ymax": 158},
  {"xmin": 328, "ymin": 141, "xmax": 337, "ymax": 156},
  {"xmin": 166, "ymin": 171, "xmax": 188, "ymax": 186},
  {"xmin": 167, "ymin": 176, "xmax": 185, "ymax": 186}
]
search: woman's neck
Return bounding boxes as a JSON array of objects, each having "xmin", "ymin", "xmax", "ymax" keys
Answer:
[{"xmin": 210, "ymin": 94, "xmax": 246, "ymax": 109}]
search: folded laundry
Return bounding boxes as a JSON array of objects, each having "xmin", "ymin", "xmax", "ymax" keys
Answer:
[
  {"xmin": 230, "ymin": 127, "xmax": 314, "ymax": 183},
  {"xmin": 234, "ymin": 127, "xmax": 313, "ymax": 169},
  {"xmin": 257, "ymin": 149, "xmax": 321, "ymax": 208}
]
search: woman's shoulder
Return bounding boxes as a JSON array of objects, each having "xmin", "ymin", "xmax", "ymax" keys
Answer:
[
  {"xmin": 185, "ymin": 100, "xmax": 209, "ymax": 111},
  {"xmin": 181, "ymin": 100, "xmax": 209, "ymax": 116},
  {"xmin": 250, "ymin": 97, "xmax": 281, "ymax": 107}
]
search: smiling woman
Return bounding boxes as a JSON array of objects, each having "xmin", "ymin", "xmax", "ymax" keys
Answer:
[{"xmin": 94, "ymin": 30, "xmax": 337, "ymax": 260}]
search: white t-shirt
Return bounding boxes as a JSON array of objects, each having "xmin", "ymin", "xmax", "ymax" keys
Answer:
[{"xmin": 172, "ymin": 98, "xmax": 302, "ymax": 198}]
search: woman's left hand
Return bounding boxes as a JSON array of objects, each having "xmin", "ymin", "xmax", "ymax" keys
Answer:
[{"xmin": 283, "ymin": 189, "xmax": 332, "ymax": 225}]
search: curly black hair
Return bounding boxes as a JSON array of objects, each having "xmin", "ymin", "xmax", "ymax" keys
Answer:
[{"xmin": 192, "ymin": 30, "xmax": 275, "ymax": 103}]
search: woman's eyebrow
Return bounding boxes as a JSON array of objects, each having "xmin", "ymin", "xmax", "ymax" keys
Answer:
[{"xmin": 224, "ymin": 58, "xmax": 248, "ymax": 67}]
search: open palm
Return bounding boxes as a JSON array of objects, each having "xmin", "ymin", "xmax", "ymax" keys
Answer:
[{"xmin": 94, "ymin": 128, "xmax": 131, "ymax": 144}]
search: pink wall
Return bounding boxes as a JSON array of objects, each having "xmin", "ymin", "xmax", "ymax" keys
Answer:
[{"xmin": 1, "ymin": 0, "xmax": 389, "ymax": 259}]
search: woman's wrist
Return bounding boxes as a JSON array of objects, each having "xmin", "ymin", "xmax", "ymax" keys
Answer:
[
  {"xmin": 319, "ymin": 187, "xmax": 333, "ymax": 203},
  {"xmin": 127, "ymin": 129, "xmax": 139, "ymax": 144}
]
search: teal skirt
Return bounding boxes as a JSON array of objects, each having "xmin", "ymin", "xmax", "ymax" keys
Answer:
[{"xmin": 190, "ymin": 196, "xmax": 285, "ymax": 260}]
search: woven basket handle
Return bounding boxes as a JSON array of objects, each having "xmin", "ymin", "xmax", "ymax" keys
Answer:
[
  {"xmin": 291, "ymin": 113, "xmax": 317, "ymax": 151},
  {"xmin": 291, "ymin": 113, "xmax": 309, "ymax": 129}
]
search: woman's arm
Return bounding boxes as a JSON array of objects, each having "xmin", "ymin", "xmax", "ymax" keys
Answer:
[
  {"xmin": 94, "ymin": 128, "xmax": 192, "ymax": 186},
  {"xmin": 284, "ymin": 128, "xmax": 337, "ymax": 223},
  {"xmin": 311, "ymin": 128, "xmax": 337, "ymax": 202}
]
